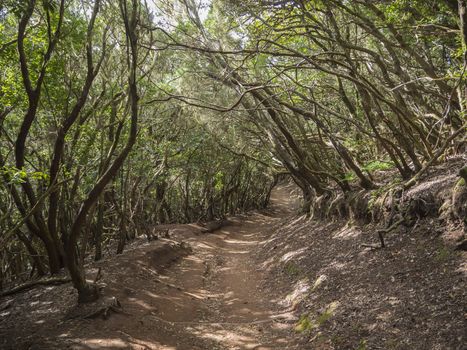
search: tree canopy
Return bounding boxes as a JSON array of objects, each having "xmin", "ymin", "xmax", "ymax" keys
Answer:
[{"xmin": 0, "ymin": 0, "xmax": 465, "ymax": 302}]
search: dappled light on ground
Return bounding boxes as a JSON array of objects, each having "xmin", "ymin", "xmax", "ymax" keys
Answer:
[
  {"xmin": 0, "ymin": 185, "xmax": 300, "ymax": 349},
  {"xmin": 2, "ymin": 181, "xmax": 465, "ymax": 349}
]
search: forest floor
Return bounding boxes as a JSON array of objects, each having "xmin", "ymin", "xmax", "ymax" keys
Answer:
[
  {"xmin": 0, "ymin": 183, "xmax": 466, "ymax": 349},
  {"xmin": 0, "ymin": 186, "xmax": 302, "ymax": 350}
]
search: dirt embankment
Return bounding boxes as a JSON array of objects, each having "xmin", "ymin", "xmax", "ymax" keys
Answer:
[
  {"xmin": 259, "ymin": 215, "xmax": 466, "ymax": 349},
  {"xmin": 257, "ymin": 159, "xmax": 467, "ymax": 349},
  {"xmin": 312, "ymin": 157, "xmax": 467, "ymax": 236}
]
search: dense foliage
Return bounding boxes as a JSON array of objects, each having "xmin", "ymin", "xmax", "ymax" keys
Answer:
[{"xmin": 0, "ymin": 0, "xmax": 465, "ymax": 302}]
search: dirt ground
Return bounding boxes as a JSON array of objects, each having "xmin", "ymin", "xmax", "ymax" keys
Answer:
[
  {"xmin": 0, "ymin": 186, "xmax": 302, "ymax": 350},
  {"xmin": 0, "ymin": 183, "xmax": 466, "ymax": 349}
]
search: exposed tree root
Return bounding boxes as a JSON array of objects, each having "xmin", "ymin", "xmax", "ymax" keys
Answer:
[
  {"xmin": 0, "ymin": 277, "xmax": 71, "ymax": 298},
  {"xmin": 83, "ymin": 297, "xmax": 126, "ymax": 320},
  {"xmin": 66, "ymin": 296, "xmax": 128, "ymax": 320},
  {"xmin": 0, "ymin": 299, "xmax": 14, "ymax": 311},
  {"xmin": 403, "ymin": 125, "xmax": 466, "ymax": 190},
  {"xmin": 200, "ymin": 219, "xmax": 232, "ymax": 233},
  {"xmin": 361, "ymin": 218, "xmax": 405, "ymax": 249}
]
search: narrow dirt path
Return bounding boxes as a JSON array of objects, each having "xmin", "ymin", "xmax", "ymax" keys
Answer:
[
  {"xmin": 133, "ymin": 187, "xmax": 297, "ymax": 349},
  {"xmin": 60, "ymin": 186, "xmax": 299, "ymax": 350}
]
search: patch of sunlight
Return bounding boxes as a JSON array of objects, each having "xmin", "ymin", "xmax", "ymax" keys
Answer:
[
  {"xmin": 131, "ymin": 298, "xmax": 155, "ymax": 310},
  {"xmin": 283, "ymin": 278, "xmax": 310, "ymax": 308},
  {"xmin": 312, "ymin": 274, "xmax": 327, "ymax": 291},
  {"xmin": 288, "ymin": 216, "xmax": 306, "ymax": 227},
  {"xmin": 84, "ymin": 338, "xmax": 128, "ymax": 348},
  {"xmin": 224, "ymin": 239, "xmax": 258, "ymax": 245},
  {"xmin": 388, "ymin": 296, "xmax": 401, "ymax": 306},
  {"xmin": 271, "ymin": 321, "xmax": 292, "ymax": 330},
  {"xmin": 228, "ymin": 250, "xmax": 250, "ymax": 254},
  {"xmin": 223, "ymin": 291, "xmax": 235, "ymax": 298},
  {"xmin": 262, "ymin": 256, "xmax": 275, "ymax": 267},
  {"xmin": 33, "ymin": 308, "xmax": 59, "ymax": 314},
  {"xmin": 184, "ymin": 255, "xmax": 204, "ymax": 263},
  {"xmin": 280, "ymin": 247, "xmax": 307, "ymax": 263},
  {"xmin": 332, "ymin": 225, "xmax": 361, "ymax": 239},
  {"xmin": 455, "ymin": 260, "xmax": 467, "ymax": 276},
  {"xmin": 318, "ymin": 261, "xmax": 348, "ymax": 276},
  {"xmin": 329, "ymin": 261, "xmax": 347, "ymax": 270},
  {"xmin": 376, "ymin": 310, "xmax": 392, "ymax": 321},
  {"xmin": 83, "ymin": 337, "xmax": 176, "ymax": 349},
  {"xmin": 295, "ymin": 301, "xmax": 340, "ymax": 333},
  {"xmin": 192, "ymin": 328, "xmax": 257, "ymax": 347},
  {"xmin": 184, "ymin": 291, "xmax": 209, "ymax": 300}
]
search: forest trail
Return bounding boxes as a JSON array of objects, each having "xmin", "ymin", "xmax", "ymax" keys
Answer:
[
  {"xmin": 2, "ymin": 180, "xmax": 466, "ymax": 350},
  {"xmin": 127, "ymin": 186, "xmax": 299, "ymax": 350},
  {"xmin": 0, "ymin": 186, "xmax": 300, "ymax": 350},
  {"xmin": 71, "ymin": 186, "xmax": 299, "ymax": 350}
]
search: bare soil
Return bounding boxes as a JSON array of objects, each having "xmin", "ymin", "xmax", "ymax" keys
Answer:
[
  {"xmin": 258, "ymin": 216, "xmax": 467, "ymax": 347},
  {"xmin": 0, "ymin": 183, "xmax": 466, "ymax": 350},
  {"xmin": 0, "ymin": 186, "xmax": 301, "ymax": 350}
]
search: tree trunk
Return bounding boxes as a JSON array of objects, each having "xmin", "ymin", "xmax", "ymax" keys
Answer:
[
  {"xmin": 15, "ymin": 230, "xmax": 46, "ymax": 277},
  {"xmin": 93, "ymin": 199, "xmax": 105, "ymax": 261},
  {"xmin": 65, "ymin": 0, "xmax": 140, "ymax": 303}
]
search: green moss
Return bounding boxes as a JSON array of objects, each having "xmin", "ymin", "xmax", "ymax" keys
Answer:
[
  {"xmin": 295, "ymin": 314, "xmax": 314, "ymax": 332},
  {"xmin": 435, "ymin": 246, "xmax": 451, "ymax": 262},
  {"xmin": 316, "ymin": 310, "xmax": 332, "ymax": 325},
  {"xmin": 356, "ymin": 339, "xmax": 367, "ymax": 350},
  {"xmin": 363, "ymin": 160, "xmax": 394, "ymax": 172},
  {"xmin": 284, "ymin": 261, "xmax": 301, "ymax": 277},
  {"xmin": 294, "ymin": 302, "xmax": 339, "ymax": 333}
]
